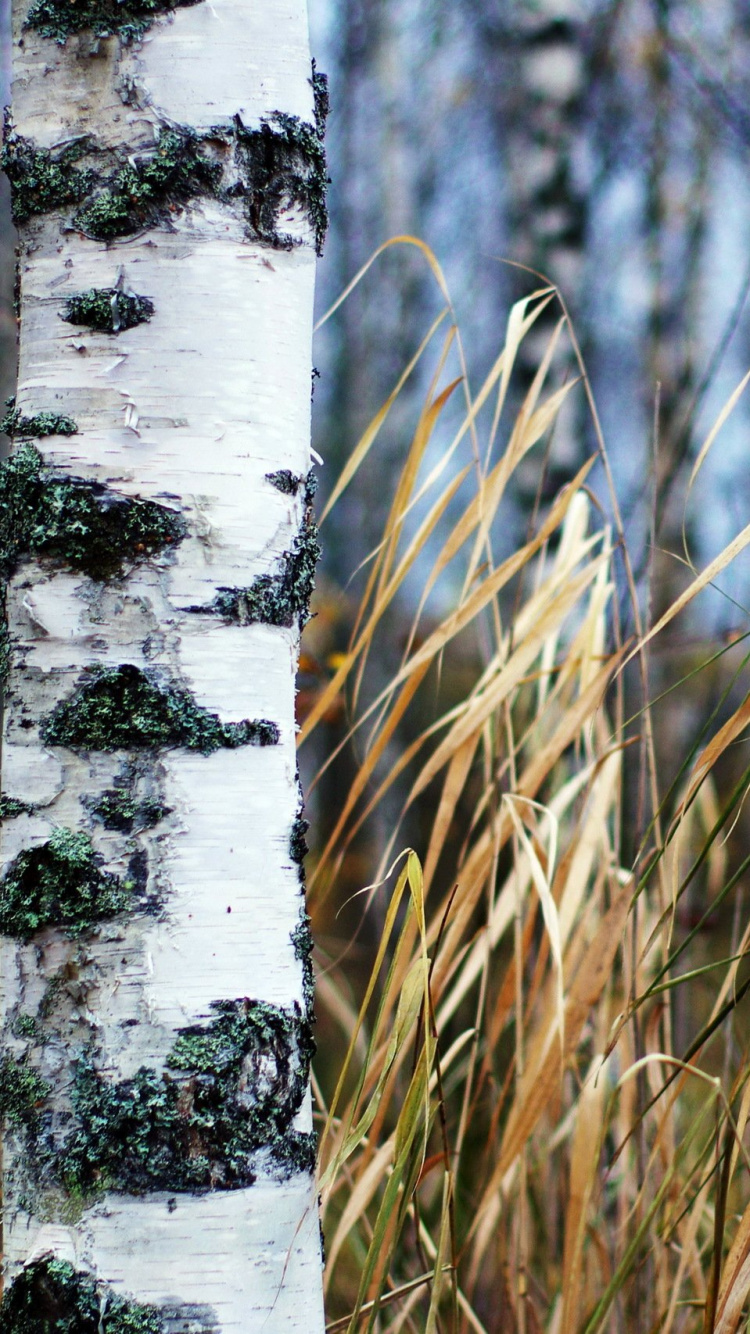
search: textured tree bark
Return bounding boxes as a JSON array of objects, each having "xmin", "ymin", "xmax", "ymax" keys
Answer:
[
  {"xmin": 0, "ymin": 2, "xmax": 326, "ymax": 1329},
  {"xmin": 503, "ymin": 0, "xmax": 589, "ymax": 500}
]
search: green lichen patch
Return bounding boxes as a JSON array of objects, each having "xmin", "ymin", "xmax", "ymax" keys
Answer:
[
  {"xmin": 289, "ymin": 810, "xmax": 315, "ymax": 1018},
  {"xmin": 291, "ymin": 914, "xmax": 315, "ymax": 1020},
  {"xmin": 11, "ymin": 1012, "xmax": 41, "ymax": 1040},
  {"xmin": 0, "ymin": 601, "xmax": 9, "ymax": 688},
  {"xmin": 90, "ymin": 787, "xmax": 170, "ymax": 834},
  {"xmin": 266, "ymin": 469, "xmax": 303, "ymax": 496},
  {"xmin": 312, "ymin": 61, "xmax": 330, "ymax": 139},
  {"xmin": 1, "ymin": 118, "xmax": 95, "ymax": 226},
  {"xmin": 4, "ymin": 104, "xmax": 328, "ymax": 250},
  {"xmin": 0, "ymin": 443, "xmax": 186, "ymax": 581},
  {"xmin": 234, "ymin": 110, "xmax": 328, "ymax": 255},
  {"xmin": 189, "ymin": 473, "xmax": 319, "ymax": 629},
  {"xmin": 0, "ymin": 1257, "xmax": 165, "ymax": 1334},
  {"xmin": 38, "ymin": 971, "xmax": 65, "ymax": 1021},
  {"xmin": 0, "ymin": 828, "xmax": 138, "ymax": 940},
  {"xmin": 61, "ymin": 288, "xmax": 154, "ymax": 333},
  {"xmin": 290, "ymin": 812, "xmax": 310, "ymax": 870},
  {"xmin": 73, "ymin": 127, "xmax": 222, "ymax": 242},
  {"xmin": 0, "ymin": 795, "xmax": 32, "ymax": 819},
  {"xmin": 42, "ymin": 663, "xmax": 279, "ymax": 754},
  {"xmin": 26, "ymin": 0, "xmax": 202, "ymax": 44},
  {"xmin": 0, "ymin": 1057, "xmax": 51, "ymax": 1128},
  {"xmin": 1, "ymin": 404, "xmax": 78, "ymax": 439},
  {"xmin": 58, "ymin": 999, "xmax": 315, "ymax": 1194}
]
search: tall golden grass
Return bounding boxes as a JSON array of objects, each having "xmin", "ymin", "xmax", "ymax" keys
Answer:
[{"xmin": 302, "ymin": 239, "xmax": 750, "ymax": 1333}]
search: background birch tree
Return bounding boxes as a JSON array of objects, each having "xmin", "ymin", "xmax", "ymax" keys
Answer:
[{"xmin": 0, "ymin": 0, "xmax": 326, "ymax": 1329}]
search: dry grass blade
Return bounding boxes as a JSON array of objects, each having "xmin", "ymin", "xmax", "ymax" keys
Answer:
[
  {"xmin": 473, "ymin": 876, "xmax": 632, "ymax": 1228},
  {"xmin": 310, "ymin": 239, "xmax": 750, "ymax": 1333},
  {"xmin": 681, "ymin": 691, "xmax": 750, "ymax": 812},
  {"xmin": 504, "ymin": 796, "xmax": 564, "ymax": 1055},
  {"xmin": 715, "ymin": 1196, "xmax": 750, "ymax": 1334},
  {"xmin": 687, "ymin": 367, "xmax": 750, "ymax": 496},
  {"xmin": 560, "ymin": 1056, "xmax": 609, "ymax": 1334},
  {"xmin": 625, "ymin": 520, "xmax": 750, "ymax": 665},
  {"xmin": 319, "ymin": 310, "xmax": 450, "ymax": 526}
]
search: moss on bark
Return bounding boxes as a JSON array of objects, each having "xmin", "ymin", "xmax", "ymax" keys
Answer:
[
  {"xmin": 25, "ymin": 0, "xmax": 203, "ymax": 44},
  {"xmin": 42, "ymin": 663, "xmax": 279, "ymax": 754},
  {"xmin": 266, "ymin": 469, "xmax": 303, "ymax": 496},
  {"xmin": 234, "ymin": 110, "xmax": 328, "ymax": 255},
  {"xmin": 3, "ymin": 96, "xmax": 329, "ymax": 251},
  {"xmin": 90, "ymin": 788, "xmax": 170, "ymax": 833},
  {"xmin": 291, "ymin": 914, "xmax": 315, "ymax": 1020},
  {"xmin": 1, "ymin": 119, "xmax": 95, "ymax": 226},
  {"xmin": 0, "ymin": 828, "xmax": 139, "ymax": 940},
  {"xmin": 0, "ymin": 1257, "xmax": 165, "ymax": 1334},
  {"xmin": 1, "ymin": 405, "xmax": 77, "ymax": 439},
  {"xmin": 73, "ymin": 128, "xmax": 222, "ymax": 241},
  {"xmin": 188, "ymin": 472, "xmax": 319, "ymax": 629},
  {"xmin": 61, "ymin": 288, "xmax": 154, "ymax": 333},
  {"xmin": 0, "ymin": 444, "xmax": 186, "ymax": 581},
  {"xmin": 289, "ymin": 809, "xmax": 315, "ymax": 1018},
  {"xmin": 55, "ymin": 999, "xmax": 315, "ymax": 1193},
  {"xmin": 0, "ymin": 1057, "xmax": 51, "ymax": 1128},
  {"xmin": 0, "ymin": 795, "xmax": 32, "ymax": 819}
]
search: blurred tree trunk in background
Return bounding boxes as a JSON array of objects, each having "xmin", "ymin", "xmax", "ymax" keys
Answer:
[
  {"xmin": 313, "ymin": 0, "xmax": 750, "ymax": 590},
  {"xmin": 495, "ymin": 0, "xmax": 591, "ymax": 501},
  {"xmin": 0, "ymin": 1, "xmax": 325, "ymax": 1328}
]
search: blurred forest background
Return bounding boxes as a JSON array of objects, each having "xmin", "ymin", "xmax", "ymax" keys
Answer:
[
  {"xmin": 311, "ymin": 0, "xmax": 750, "ymax": 584},
  {"xmin": 305, "ymin": 0, "xmax": 750, "ymax": 921}
]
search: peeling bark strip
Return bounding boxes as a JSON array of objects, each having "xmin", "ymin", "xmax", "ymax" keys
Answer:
[{"xmin": 1, "ymin": 1, "xmax": 326, "ymax": 1328}]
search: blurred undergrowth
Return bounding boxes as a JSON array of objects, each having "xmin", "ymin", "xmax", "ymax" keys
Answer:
[{"xmin": 301, "ymin": 238, "xmax": 750, "ymax": 1333}]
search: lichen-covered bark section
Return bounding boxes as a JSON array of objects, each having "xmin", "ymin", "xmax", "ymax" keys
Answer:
[
  {"xmin": 0, "ymin": 443, "xmax": 186, "ymax": 583},
  {"xmin": 0, "ymin": 1257, "xmax": 169, "ymax": 1333},
  {"xmin": 26, "ymin": 0, "xmax": 204, "ymax": 44},
  {"xmin": 61, "ymin": 288, "xmax": 154, "ymax": 333},
  {"xmin": 4, "ymin": 997, "xmax": 314, "ymax": 1207},
  {"xmin": 2, "ymin": 0, "xmax": 325, "ymax": 1328},
  {"xmin": 12, "ymin": 0, "xmax": 317, "ymax": 144},
  {"xmin": 3, "ymin": 108, "xmax": 328, "ymax": 253},
  {"xmin": 42, "ymin": 663, "xmax": 279, "ymax": 753}
]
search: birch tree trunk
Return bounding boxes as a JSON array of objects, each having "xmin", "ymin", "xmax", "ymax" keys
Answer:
[
  {"xmin": 503, "ymin": 0, "xmax": 590, "ymax": 500},
  {"xmin": 0, "ymin": 2, "xmax": 326, "ymax": 1329}
]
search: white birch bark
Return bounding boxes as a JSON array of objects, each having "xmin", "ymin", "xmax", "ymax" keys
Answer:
[
  {"xmin": 0, "ymin": 2, "xmax": 326, "ymax": 1329},
  {"xmin": 507, "ymin": 0, "xmax": 589, "ymax": 492}
]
